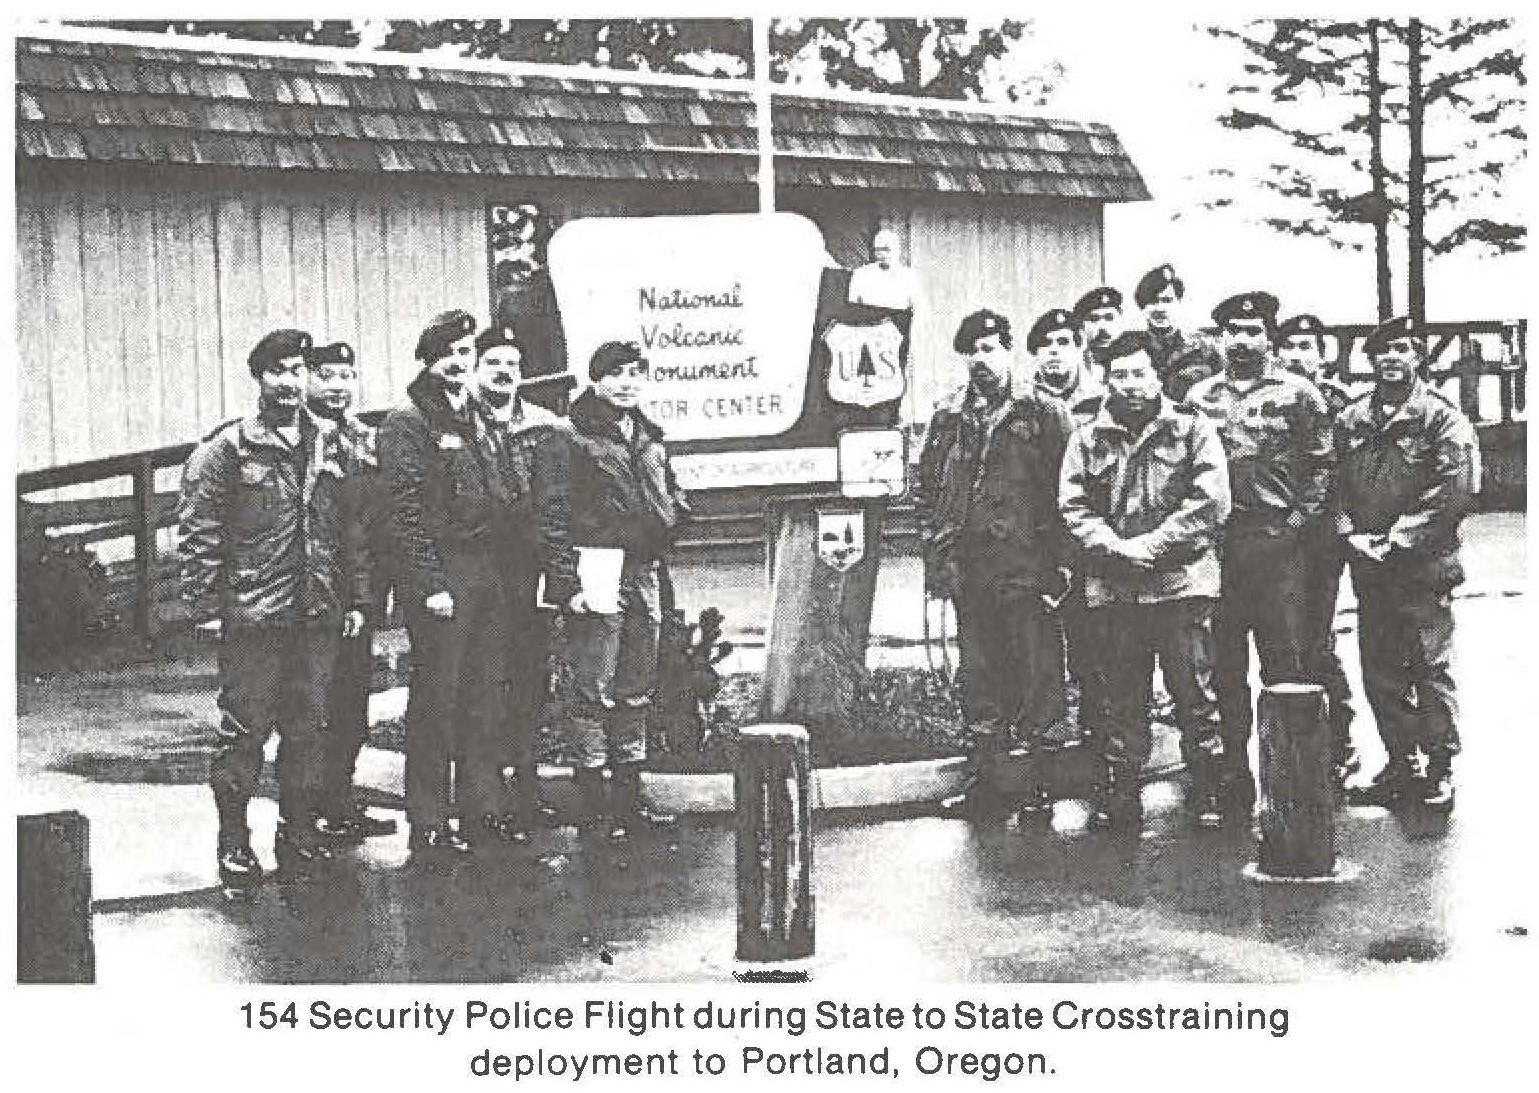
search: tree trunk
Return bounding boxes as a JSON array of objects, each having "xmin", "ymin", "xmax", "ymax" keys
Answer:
[
  {"xmin": 1407, "ymin": 18, "xmax": 1427, "ymax": 324},
  {"xmin": 1367, "ymin": 19, "xmax": 1394, "ymax": 321}
]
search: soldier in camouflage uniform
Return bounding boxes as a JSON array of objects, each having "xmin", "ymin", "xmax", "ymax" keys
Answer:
[
  {"xmin": 1337, "ymin": 317, "xmax": 1479, "ymax": 813},
  {"xmin": 1187, "ymin": 292, "xmax": 1333, "ymax": 824},
  {"xmin": 1274, "ymin": 313, "xmax": 1360, "ymax": 788}
]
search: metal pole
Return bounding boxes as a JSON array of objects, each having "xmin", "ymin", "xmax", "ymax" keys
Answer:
[{"xmin": 754, "ymin": 17, "xmax": 774, "ymax": 215}]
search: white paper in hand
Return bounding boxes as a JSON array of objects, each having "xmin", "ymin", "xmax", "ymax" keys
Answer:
[{"xmin": 576, "ymin": 547, "xmax": 625, "ymax": 614}]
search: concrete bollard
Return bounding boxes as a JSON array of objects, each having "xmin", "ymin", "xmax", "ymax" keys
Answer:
[
  {"xmin": 734, "ymin": 724, "xmax": 814, "ymax": 974},
  {"xmin": 17, "ymin": 811, "xmax": 95, "ymax": 983},
  {"xmin": 1249, "ymin": 683, "xmax": 1357, "ymax": 883}
]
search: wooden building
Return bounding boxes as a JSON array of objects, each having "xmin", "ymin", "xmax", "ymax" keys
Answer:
[{"xmin": 15, "ymin": 28, "xmax": 1148, "ymax": 474}]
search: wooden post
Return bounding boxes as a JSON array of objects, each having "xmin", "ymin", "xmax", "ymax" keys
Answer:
[
  {"xmin": 132, "ymin": 454, "xmax": 157, "ymax": 640},
  {"xmin": 760, "ymin": 501, "xmax": 882, "ymax": 739},
  {"xmin": 1456, "ymin": 334, "xmax": 1483, "ymax": 421},
  {"xmin": 735, "ymin": 724, "xmax": 813, "ymax": 970},
  {"xmin": 1256, "ymin": 684, "xmax": 1336, "ymax": 879},
  {"xmin": 17, "ymin": 811, "xmax": 95, "ymax": 983}
]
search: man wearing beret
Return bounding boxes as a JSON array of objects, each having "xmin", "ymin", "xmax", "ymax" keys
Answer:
[
  {"xmin": 1336, "ymin": 317, "xmax": 1478, "ymax": 812},
  {"xmin": 469, "ymin": 324, "xmax": 562, "ymax": 843},
  {"xmin": 1060, "ymin": 332, "xmax": 1231, "ymax": 831},
  {"xmin": 179, "ymin": 328, "xmax": 369, "ymax": 895},
  {"xmin": 1028, "ymin": 308, "xmax": 1108, "ymax": 764},
  {"xmin": 1188, "ymin": 292, "xmax": 1334, "ymax": 824},
  {"xmin": 1274, "ymin": 314, "xmax": 1360, "ymax": 786},
  {"xmin": 534, "ymin": 341, "xmax": 690, "ymax": 841},
  {"xmin": 1135, "ymin": 264, "xmax": 1223, "ymax": 402},
  {"xmin": 918, "ymin": 309, "xmax": 1074, "ymax": 821},
  {"xmin": 1071, "ymin": 286, "xmax": 1125, "ymax": 375},
  {"xmin": 304, "ymin": 340, "xmax": 398, "ymax": 842},
  {"xmin": 378, "ymin": 308, "xmax": 486, "ymax": 857}
]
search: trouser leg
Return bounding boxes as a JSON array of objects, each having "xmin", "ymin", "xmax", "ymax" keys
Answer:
[
  {"xmin": 1351, "ymin": 572, "xmax": 1418, "ymax": 764},
  {"xmin": 1100, "ymin": 604, "xmax": 1157, "ymax": 770},
  {"xmin": 321, "ymin": 622, "xmax": 374, "ymax": 817},
  {"xmin": 211, "ymin": 627, "xmax": 283, "ymax": 843},
  {"xmin": 403, "ymin": 608, "xmax": 467, "ymax": 830},
  {"xmin": 457, "ymin": 585, "xmax": 514, "ymax": 823},
  {"xmin": 1152, "ymin": 597, "xmax": 1226, "ymax": 764},
  {"xmin": 505, "ymin": 565, "xmax": 549, "ymax": 821},
  {"xmin": 278, "ymin": 620, "xmax": 339, "ymax": 825},
  {"xmin": 1211, "ymin": 552, "xmax": 1254, "ymax": 763},
  {"xmin": 1064, "ymin": 587, "xmax": 1107, "ymax": 748},
  {"xmin": 954, "ymin": 576, "xmax": 1011, "ymax": 730},
  {"xmin": 1304, "ymin": 536, "xmax": 1356, "ymax": 757},
  {"xmin": 565, "ymin": 604, "xmax": 624, "ymax": 829},
  {"xmin": 1004, "ymin": 583, "xmax": 1070, "ymax": 748},
  {"xmin": 1403, "ymin": 588, "xmax": 1460, "ymax": 757}
]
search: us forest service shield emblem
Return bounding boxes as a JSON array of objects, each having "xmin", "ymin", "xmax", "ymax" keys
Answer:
[
  {"xmin": 816, "ymin": 510, "xmax": 866, "ymax": 573},
  {"xmin": 823, "ymin": 318, "xmax": 906, "ymax": 408}
]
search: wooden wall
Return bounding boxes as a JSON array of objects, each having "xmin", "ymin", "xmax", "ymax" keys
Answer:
[{"xmin": 17, "ymin": 162, "xmax": 1103, "ymax": 474}]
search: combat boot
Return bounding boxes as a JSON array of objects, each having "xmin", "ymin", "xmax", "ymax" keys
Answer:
[
  {"xmin": 1093, "ymin": 762, "xmax": 1143, "ymax": 833},
  {"xmin": 1418, "ymin": 748, "xmax": 1455, "ymax": 811},
  {"xmin": 216, "ymin": 834, "xmax": 263, "ymax": 900},
  {"xmin": 1347, "ymin": 756, "xmax": 1412, "ymax": 808},
  {"xmin": 274, "ymin": 816, "xmax": 335, "ymax": 875}
]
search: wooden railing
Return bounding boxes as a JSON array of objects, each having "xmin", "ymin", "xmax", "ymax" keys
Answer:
[{"xmin": 1324, "ymin": 319, "xmax": 1526, "ymax": 423}]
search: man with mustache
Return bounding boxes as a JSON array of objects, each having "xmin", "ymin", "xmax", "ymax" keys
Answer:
[
  {"xmin": 379, "ymin": 309, "xmax": 486, "ymax": 858},
  {"xmin": 468, "ymin": 324, "xmax": 561, "ymax": 843},
  {"xmin": 918, "ymin": 309, "xmax": 1074, "ymax": 821},
  {"xmin": 304, "ymin": 340, "xmax": 398, "ymax": 843},
  {"xmin": 1187, "ymin": 292, "xmax": 1334, "ymax": 825},
  {"xmin": 1274, "ymin": 314, "xmax": 1360, "ymax": 788},
  {"xmin": 180, "ymin": 328, "xmax": 368, "ymax": 895},
  {"xmin": 1335, "ymin": 317, "xmax": 1478, "ymax": 813},
  {"xmin": 1070, "ymin": 286, "xmax": 1125, "ymax": 377},
  {"xmin": 1060, "ymin": 332, "xmax": 1231, "ymax": 832},
  {"xmin": 1135, "ymin": 264, "xmax": 1223, "ymax": 402}
]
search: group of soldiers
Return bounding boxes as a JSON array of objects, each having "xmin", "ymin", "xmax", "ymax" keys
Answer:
[
  {"xmin": 917, "ymin": 263, "xmax": 1480, "ymax": 833},
  {"xmin": 180, "ymin": 313, "xmax": 686, "ymax": 898}
]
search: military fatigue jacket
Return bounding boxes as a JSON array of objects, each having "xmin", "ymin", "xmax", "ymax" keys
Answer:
[
  {"xmin": 180, "ymin": 409, "xmax": 364, "ymax": 628},
  {"xmin": 1280, "ymin": 363, "xmax": 1356, "ymax": 418},
  {"xmin": 1036, "ymin": 371, "xmax": 1105, "ymax": 430},
  {"xmin": 1060, "ymin": 398, "xmax": 1232, "ymax": 608},
  {"xmin": 1333, "ymin": 381, "xmax": 1478, "ymax": 585},
  {"xmin": 916, "ymin": 383, "xmax": 1074, "ymax": 590},
  {"xmin": 1148, "ymin": 327, "xmax": 1223, "ymax": 402},
  {"xmin": 1187, "ymin": 363, "xmax": 1333, "ymax": 528}
]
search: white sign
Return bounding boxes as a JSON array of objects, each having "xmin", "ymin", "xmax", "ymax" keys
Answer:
[
  {"xmin": 823, "ymin": 319, "xmax": 906, "ymax": 408},
  {"xmin": 548, "ymin": 213, "xmax": 827, "ymax": 442},
  {"xmin": 816, "ymin": 510, "xmax": 866, "ymax": 572},
  {"xmin": 838, "ymin": 428, "xmax": 907, "ymax": 498},
  {"xmin": 671, "ymin": 448, "xmax": 839, "ymax": 491}
]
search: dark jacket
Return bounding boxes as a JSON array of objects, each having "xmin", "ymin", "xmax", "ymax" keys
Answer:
[
  {"xmin": 1060, "ymin": 397, "xmax": 1232, "ymax": 607},
  {"xmin": 1333, "ymin": 381, "xmax": 1478, "ymax": 587},
  {"xmin": 329, "ymin": 413, "xmax": 388, "ymax": 614},
  {"xmin": 533, "ymin": 388, "xmax": 689, "ymax": 604},
  {"xmin": 916, "ymin": 383, "xmax": 1074, "ymax": 591},
  {"xmin": 179, "ymin": 409, "xmax": 363, "ymax": 629}
]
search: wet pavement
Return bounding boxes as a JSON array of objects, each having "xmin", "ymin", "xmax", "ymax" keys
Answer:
[{"xmin": 16, "ymin": 514, "xmax": 1535, "ymax": 982}]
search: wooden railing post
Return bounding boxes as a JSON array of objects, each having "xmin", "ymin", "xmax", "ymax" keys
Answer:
[
  {"xmin": 735, "ymin": 724, "xmax": 814, "ymax": 975},
  {"xmin": 132, "ymin": 454, "xmax": 157, "ymax": 640}
]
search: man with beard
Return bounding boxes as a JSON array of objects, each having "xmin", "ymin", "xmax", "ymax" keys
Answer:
[
  {"xmin": 918, "ymin": 310, "xmax": 1074, "ymax": 821},
  {"xmin": 1060, "ymin": 333, "xmax": 1231, "ymax": 831},
  {"xmin": 470, "ymin": 324, "xmax": 562, "ymax": 842},
  {"xmin": 1188, "ymin": 293, "xmax": 1333, "ymax": 824},
  {"xmin": 1135, "ymin": 264, "xmax": 1223, "ymax": 402},
  {"xmin": 180, "ymin": 329, "xmax": 367, "ymax": 895},
  {"xmin": 535, "ymin": 341, "xmax": 689, "ymax": 842},
  {"xmin": 1071, "ymin": 286, "xmax": 1125, "ymax": 376},
  {"xmin": 304, "ymin": 340, "xmax": 397, "ymax": 842},
  {"xmin": 379, "ymin": 309, "xmax": 484, "ymax": 857},
  {"xmin": 1336, "ymin": 317, "xmax": 1478, "ymax": 813},
  {"xmin": 1274, "ymin": 313, "xmax": 1360, "ymax": 787}
]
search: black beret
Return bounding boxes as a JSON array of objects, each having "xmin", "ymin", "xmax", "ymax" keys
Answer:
[
  {"xmin": 1071, "ymin": 286, "xmax": 1123, "ymax": 320},
  {"xmin": 475, "ymin": 325, "xmax": 524, "ymax": 358},
  {"xmin": 248, "ymin": 328, "xmax": 312, "ymax": 375},
  {"xmin": 953, "ymin": 309, "xmax": 1012, "ymax": 353},
  {"xmin": 307, "ymin": 341, "xmax": 355, "ymax": 368},
  {"xmin": 1134, "ymin": 264, "xmax": 1183, "ymax": 308},
  {"xmin": 589, "ymin": 340, "xmax": 647, "ymax": 381},
  {"xmin": 1275, "ymin": 313, "xmax": 1327, "ymax": 346},
  {"xmin": 414, "ymin": 309, "xmax": 477, "ymax": 363},
  {"xmin": 1211, "ymin": 291, "xmax": 1280, "ymax": 329},
  {"xmin": 1102, "ymin": 329, "xmax": 1157, "ymax": 364},
  {"xmin": 1026, "ymin": 308, "xmax": 1081, "ymax": 352},
  {"xmin": 1364, "ymin": 315, "xmax": 1422, "ymax": 356}
]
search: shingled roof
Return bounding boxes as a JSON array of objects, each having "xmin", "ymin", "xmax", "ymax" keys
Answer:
[{"xmin": 15, "ymin": 31, "xmax": 1150, "ymax": 202}]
